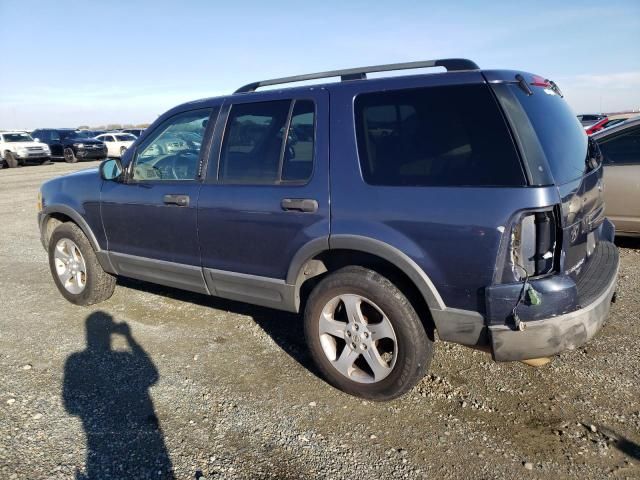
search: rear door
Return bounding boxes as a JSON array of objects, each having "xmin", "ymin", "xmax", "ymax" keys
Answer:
[
  {"xmin": 197, "ymin": 89, "xmax": 329, "ymax": 309},
  {"xmin": 599, "ymin": 124, "xmax": 640, "ymax": 234}
]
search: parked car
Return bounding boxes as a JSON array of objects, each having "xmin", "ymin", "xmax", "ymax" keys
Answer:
[
  {"xmin": 593, "ymin": 116, "xmax": 640, "ymax": 236},
  {"xmin": 31, "ymin": 129, "xmax": 108, "ymax": 163},
  {"xmin": 577, "ymin": 113, "xmax": 606, "ymax": 127},
  {"xmin": 95, "ymin": 133, "xmax": 137, "ymax": 158},
  {"xmin": 85, "ymin": 129, "xmax": 108, "ymax": 138},
  {"xmin": 584, "ymin": 117, "xmax": 629, "ymax": 136},
  {"xmin": 0, "ymin": 131, "xmax": 51, "ymax": 168},
  {"xmin": 122, "ymin": 128, "xmax": 145, "ymax": 137},
  {"xmin": 38, "ymin": 59, "xmax": 619, "ymax": 400},
  {"xmin": 585, "ymin": 118, "xmax": 628, "ymax": 135}
]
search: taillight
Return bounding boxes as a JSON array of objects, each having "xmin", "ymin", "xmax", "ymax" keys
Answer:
[{"xmin": 510, "ymin": 210, "xmax": 557, "ymax": 279}]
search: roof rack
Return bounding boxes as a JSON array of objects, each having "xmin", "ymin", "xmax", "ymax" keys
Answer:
[{"xmin": 234, "ymin": 58, "xmax": 479, "ymax": 94}]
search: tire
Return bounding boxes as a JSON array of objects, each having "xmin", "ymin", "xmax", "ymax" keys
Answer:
[
  {"xmin": 63, "ymin": 147, "xmax": 78, "ymax": 163},
  {"xmin": 304, "ymin": 266, "xmax": 433, "ymax": 401},
  {"xmin": 40, "ymin": 157, "xmax": 52, "ymax": 165},
  {"xmin": 4, "ymin": 152, "xmax": 18, "ymax": 168},
  {"xmin": 48, "ymin": 222, "xmax": 116, "ymax": 306}
]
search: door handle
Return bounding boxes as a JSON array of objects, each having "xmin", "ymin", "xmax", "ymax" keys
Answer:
[
  {"xmin": 281, "ymin": 198, "xmax": 318, "ymax": 213},
  {"xmin": 163, "ymin": 194, "xmax": 190, "ymax": 207}
]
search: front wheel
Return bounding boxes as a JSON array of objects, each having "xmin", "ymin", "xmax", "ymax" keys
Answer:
[
  {"xmin": 304, "ymin": 266, "xmax": 433, "ymax": 401},
  {"xmin": 48, "ymin": 222, "xmax": 116, "ymax": 305},
  {"xmin": 4, "ymin": 152, "xmax": 19, "ymax": 168},
  {"xmin": 63, "ymin": 148, "xmax": 78, "ymax": 163}
]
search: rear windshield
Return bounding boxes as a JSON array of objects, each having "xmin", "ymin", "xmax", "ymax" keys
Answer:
[
  {"xmin": 505, "ymin": 85, "xmax": 588, "ymax": 184},
  {"xmin": 354, "ymin": 84, "xmax": 525, "ymax": 187}
]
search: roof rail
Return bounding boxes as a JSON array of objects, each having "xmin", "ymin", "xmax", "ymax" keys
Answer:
[{"xmin": 234, "ymin": 58, "xmax": 479, "ymax": 93}]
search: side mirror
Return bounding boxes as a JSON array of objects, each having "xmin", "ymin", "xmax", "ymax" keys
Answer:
[
  {"xmin": 100, "ymin": 158, "xmax": 123, "ymax": 181},
  {"xmin": 33, "ymin": 138, "xmax": 40, "ymax": 142}
]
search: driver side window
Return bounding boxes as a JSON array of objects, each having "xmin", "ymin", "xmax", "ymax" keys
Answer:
[{"xmin": 132, "ymin": 108, "xmax": 212, "ymax": 181}]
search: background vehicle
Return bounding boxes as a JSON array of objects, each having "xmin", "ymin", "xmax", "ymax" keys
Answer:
[
  {"xmin": 85, "ymin": 129, "xmax": 108, "ymax": 138},
  {"xmin": 0, "ymin": 131, "xmax": 51, "ymax": 168},
  {"xmin": 577, "ymin": 113, "xmax": 606, "ymax": 127},
  {"xmin": 585, "ymin": 117, "xmax": 628, "ymax": 135},
  {"xmin": 122, "ymin": 128, "xmax": 145, "ymax": 137},
  {"xmin": 31, "ymin": 129, "xmax": 108, "ymax": 163},
  {"xmin": 38, "ymin": 59, "xmax": 618, "ymax": 400},
  {"xmin": 95, "ymin": 133, "xmax": 136, "ymax": 158},
  {"xmin": 593, "ymin": 116, "xmax": 640, "ymax": 236}
]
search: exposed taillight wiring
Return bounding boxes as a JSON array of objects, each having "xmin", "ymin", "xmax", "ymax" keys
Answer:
[{"xmin": 511, "ymin": 262, "xmax": 530, "ymax": 331}]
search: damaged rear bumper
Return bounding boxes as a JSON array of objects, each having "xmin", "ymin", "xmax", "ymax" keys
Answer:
[{"xmin": 488, "ymin": 241, "xmax": 619, "ymax": 361}]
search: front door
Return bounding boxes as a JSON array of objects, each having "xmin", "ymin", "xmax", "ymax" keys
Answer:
[
  {"xmin": 100, "ymin": 107, "xmax": 217, "ymax": 293},
  {"xmin": 197, "ymin": 90, "xmax": 330, "ymax": 309}
]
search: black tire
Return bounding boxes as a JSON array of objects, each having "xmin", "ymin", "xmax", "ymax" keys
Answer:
[
  {"xmin": 63, "ymin": 147, "xmax": 78, "ymax": 163},
  {"xmin": 4, "ymin": 152, "xmax": 18, "ymax": 168},
  {"xmin": 48, "ymin": 222, "xmax": 116, "ymax": 306},
  {"xmin": 304, "ymin": 266, "xmax": 433, "ymax": 401}
]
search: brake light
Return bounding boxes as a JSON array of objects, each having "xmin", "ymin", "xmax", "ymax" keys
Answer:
[
  {"xmin": 510, "ymin": 210, "xmax": 557, "ymax": 279},
  {"xmin": 530, "ymin": 75, "xmax": 551, "ymax": 88}
]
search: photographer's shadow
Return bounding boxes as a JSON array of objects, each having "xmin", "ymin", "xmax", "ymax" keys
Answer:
[{"xmin": 63, "ymin": 311, "xmax": 174, "ymax": 479}]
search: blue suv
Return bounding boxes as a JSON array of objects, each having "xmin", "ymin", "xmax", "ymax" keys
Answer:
[{"xmin": 38, "ymin": 59, "xmax": 619, "ymax": 400}]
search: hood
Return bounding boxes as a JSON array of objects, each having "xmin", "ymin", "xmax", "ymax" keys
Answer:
[{"xmin": 10, "ymin": 141, "xmax": 49, "ymax": 149}]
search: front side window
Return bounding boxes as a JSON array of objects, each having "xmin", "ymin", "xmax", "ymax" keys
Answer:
[
  {"xmin": 599, "ymin": 126, "xmax": 640, "ymax": 165},
  {"xmin": 219, "ymin": 99, "xmax": 315, "ymax": 184},
  {"xmin": 132, "ymin": 109, "xmax": 212, "ymax": 181},
  {"xmin": 355, "ymin": 84, "xmax": 525, "ymax": 186}
]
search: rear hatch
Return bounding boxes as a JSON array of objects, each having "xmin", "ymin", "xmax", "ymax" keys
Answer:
[{"xmin": 485, "ymin": 70, "xmax": 607, "ymax": 278}]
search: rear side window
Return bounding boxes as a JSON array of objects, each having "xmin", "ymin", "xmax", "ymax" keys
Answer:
[
  {"xmin": 598, "ymin": 125, "xmax": 640, "ymax": 165},
  {"xmin": 354, "ymin": 84, "xmax": 525, "ymax": 187},
  {"xmin": 219, "ymin": 99, "xmax": 315, "ymax": 184}
]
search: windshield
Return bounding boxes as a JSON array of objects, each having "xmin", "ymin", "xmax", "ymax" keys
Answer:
[
  {"xmin": 69, "ymin": 130, "xmax": 94, "ymax": 139},
  {"xmin": 511, "ymin": 85, "xmax": 588, "ymax": 184},
  {"xmin": 2, "ymin": 133, "xmax": 33, "ymax": 142}
]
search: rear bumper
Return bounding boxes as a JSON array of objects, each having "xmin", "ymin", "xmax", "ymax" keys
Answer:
[{"xmin": 489, "ymin": 240, "xmax": 619, "ymax": 361}]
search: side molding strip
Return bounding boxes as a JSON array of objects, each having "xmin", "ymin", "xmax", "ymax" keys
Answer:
[
  {"xmin": 109, "ymin": 252, "xmax": 209, "ymax": 295},
  {"xmin": 203, "ymin": 268, "xmax": 297, "ymax": 312}
]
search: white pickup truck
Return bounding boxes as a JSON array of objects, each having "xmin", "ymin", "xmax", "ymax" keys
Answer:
[{"xmin": 0, "ymin": 131, "xmax": 51, "ymax": 168}]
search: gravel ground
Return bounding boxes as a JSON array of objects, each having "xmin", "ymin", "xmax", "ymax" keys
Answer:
[{"xmin": 0, "ymin": 161, "xmax": 639, "ymax": 479}]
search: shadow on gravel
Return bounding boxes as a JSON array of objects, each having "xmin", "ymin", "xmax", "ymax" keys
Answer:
[
  {"xmin": 63, "ymin": 311, "xmax": 175, "ymax": 479},
  {"xmin": 615, "ymin": 236, "xmax": 640, "ymax": 249},
  {"xmin": 117, "ymin": 278, "xmax": 321, "ymax": 380},
  {"xmin": 614, "ymin": 433, "xmax": 640, "ymax": 461}
]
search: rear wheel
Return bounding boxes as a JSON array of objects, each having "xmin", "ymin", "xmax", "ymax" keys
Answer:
[
  {"xmin": 63, "ymin": 148, "xmax": 78, "ymax": 163},
  {"xmin": 304, "ymin": 266, "xmax": 433, "ymax": 400},
  {"xmin": 4, "ymin": 152, "xmax": 18, "ymax": 168},
  {"xmin": 48, "ymin": 222, "xmax": 116, "ymax": 305}
]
